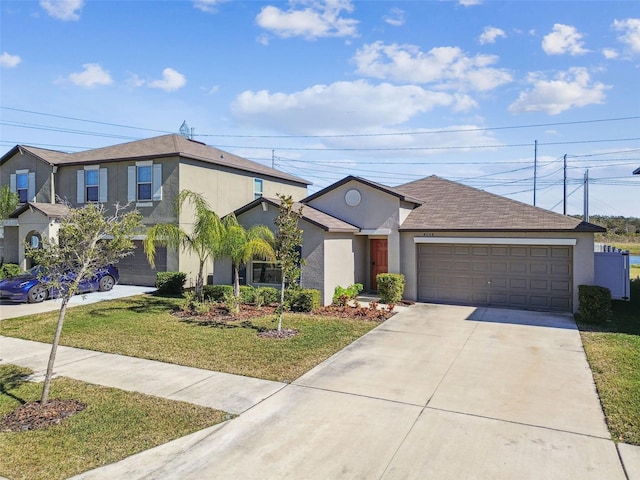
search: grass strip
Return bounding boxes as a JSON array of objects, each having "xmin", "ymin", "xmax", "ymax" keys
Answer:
[
  {"xmin": 579, "ymin": 279, "xmax": 640, "ymax": 445},
  {"xmin": 0, "ymin": 295, "xmax": 379, "ymax": 382},
  {"xmin": 0, "ymin": 364, "xmax": 228, "ymax": 480}
]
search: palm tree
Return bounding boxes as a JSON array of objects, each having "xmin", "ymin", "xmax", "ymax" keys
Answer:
[
  {"xmin": 143, "ymin": 190, "xmax": 222, "ymax": 301},
  {"xmin": 220, "ymin": 214, "xmax": 275, "ymax": 300}
]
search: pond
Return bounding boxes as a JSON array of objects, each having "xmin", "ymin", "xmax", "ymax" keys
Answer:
[{"xmin": 631, "ymin": 255, "xmax": 640, "ymax": 266}]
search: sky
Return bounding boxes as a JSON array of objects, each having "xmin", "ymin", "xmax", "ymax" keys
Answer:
[{"xmin": 1, "ymin": 0, "xmax": 639, "ymax": 217}]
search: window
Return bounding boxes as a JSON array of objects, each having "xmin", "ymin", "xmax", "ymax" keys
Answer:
[
  {"xmin": 137, "ymin": 165, "xmax": 152, "ymax": 201},
  {"xmin": 77, "ymin": 167, "xmax": 107, "ymax": 203},
  {"xmin": 252, "ymin": 261, "xmax": 282, "ymax": 285},
  {"xmin": 254, "ymin": 178, "xmax": 263, "ymax": 200},
  {"xmin": 10, "ymin": 170, "xmax": 34, "ymax": 203},
  {"xmin": 86, "ymin": 169, "xmax": 99, "ymax": 202},
  {"xmin": 16, "ymin": 172, "xmax": 29, "ymax": 203},
  {"xmin": 128, "ymin": 162, "xmax": 162, "ymax": 203}
]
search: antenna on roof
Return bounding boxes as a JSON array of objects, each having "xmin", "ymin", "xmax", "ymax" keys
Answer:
[{"xmin": 179, "ymin": 121, "xmax": 192, "ymax": 139}]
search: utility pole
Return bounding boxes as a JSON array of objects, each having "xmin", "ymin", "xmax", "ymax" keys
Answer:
[
  {"xmin": 271, "ymin": 149, "xmax": 275, "ymax": 169},
  {"xmin": 563, "ymin": 154, "xmax": 567, "ymax": 215},
  {"xmin": 583, "ymin": 169, "xmax": 590, "ymax": 222},
  {"xmin": 533, "ymin": 140, "xmax": 537, "ymax": 206}
]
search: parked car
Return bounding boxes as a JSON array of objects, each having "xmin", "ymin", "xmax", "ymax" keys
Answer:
[{"xmin": 0, "ymin": 265, "xmax": 119, "ymax": 303}]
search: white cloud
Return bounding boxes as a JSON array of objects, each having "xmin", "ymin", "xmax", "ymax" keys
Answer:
[
  {"xmin": 231, "ymin": 80, "xmax": 476, "ymax": 134},
  {"xmin": 602, "ymin": 48, "xmax": 619, "ymax": 59},
  {"xmin": 256, "ymin": 0, "xmax": 358, "ymax": 40},
  {"xmin": 67, "ymin": 63, "xmax": 113, "ymax": 87},
  {"xmin": 459, "ymin": 0, "xmax": 482, "ymax": 6},
  {"xmin": 353, "ymin": 41, "xmax": 512, "ymax": 92},
  {"xmin": 542, "ymin": 24, "xmax": 589, "ymax": 56},
  {"xmin": 509, "ymin": 67, "xmax": 609, "ymax": 115},
  {"xmin": 193, "ymin": 0, "xmax": 229, "ymax": 13},
  {"xmin": 126, "ymin": 73, "xmax": 146, "ymax": 88},
  {"xmin": 0, "ymin": 52, "xmax": 22, "ymax": 68},
  {"xmin": 40, "ymin": 0, "xmax": 84, "ymax": 21},
  {"xmin": 384, "ymin": 8, "xmax": 405, "ymax": 27},
  {"xmin": 149, "ymin": 68, "xmax": 187, "ymax": 92},
  {"xmin": 613, "ymin": 18, "xmax": 640, "ymax": 53},
  {"xmin": 478, "ymin": 26, "xmax": 506, "ymax": 45}
]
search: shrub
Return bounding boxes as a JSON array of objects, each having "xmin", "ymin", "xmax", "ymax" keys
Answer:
[
  {"xmin": 223, "ymin": 291, "xmax": 240, "ymax": 314},
  {"xmin": 577, "ymin": 285, "xmax": 612, "ymax": 324},
  {"xmin": 289, "ymin": 288, "xmax": 321, "ymax": 312},
  {"xmin": 155, "ymin": 272, "xmax": 186, "ymax": 295},
  {"xmin": 255, "ymin": 286, "xmax": 279, "ymax": 305},
  {"xmin": 239, "ymin": 285, "xmax": 256, "ymax": 304},
  {"xmin": 332, "ymin": 283, "xmax": 363, "ymax": 306},
  {"xmin": 0, "ymin": 263, "xmax": 22, "ymax": 280},
  {"xmin": 377, "ymin": 273, "xmax": 405, "ymax": 304},
  {"xmin": 203, "ymin": 285, "xmax": 233, "ymax": 302}
]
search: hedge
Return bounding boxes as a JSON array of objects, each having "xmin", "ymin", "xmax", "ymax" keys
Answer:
[
  {"xmin": 577, "ymin": 285, "xmax": 612, "ymax": 324},
  {"xmin": 155, "ymin": 272, "xmax": 186, "ymax": 295},
  {"xmin": 377, "ymin": 273, "xmax": 405, "ymax": 304}
]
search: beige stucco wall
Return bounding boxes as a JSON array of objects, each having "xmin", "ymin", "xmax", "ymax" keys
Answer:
[
  {"xmin": 400, "ymin": 230, "xmax": 596, "ymax": 313},
  {"xmin": 13, "ymin": 209, "xmax": 62, "ymax": 270},
  {"xmin": 2, "ymin": 225, "xmax": 19, "ymax": 264},
  {"xmin": 323, "ymin": 234, "xmax": 356, "ymax": 306}
]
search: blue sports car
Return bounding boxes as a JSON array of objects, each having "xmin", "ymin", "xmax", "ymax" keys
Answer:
[{"xmin": 0, "ymin": 265, "xmax": 119, "ymax": 303}]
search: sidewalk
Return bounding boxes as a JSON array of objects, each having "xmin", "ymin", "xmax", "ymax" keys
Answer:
[{"xmin": 0, "ymin": 336, "xmax": 285, "ymax": 415}]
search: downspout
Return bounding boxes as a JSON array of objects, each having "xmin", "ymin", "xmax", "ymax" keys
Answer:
[{"xmin": 50, "ymin": 165, "xmax": 58, "ymax": 203}]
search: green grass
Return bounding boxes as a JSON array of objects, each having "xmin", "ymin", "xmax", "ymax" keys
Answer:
[
  {"xmin": 0, "ymin": 364, "xmax": 228, "ymax": 480},
  {"xmin": 0, "ymin": 295, "xmax": 379, "ymax": 382},
  {"xmin": 610, "ymin": 243, "xmax": 640, "ymax": 255},
  {"xmin": 579, "ymin": 279, "xmax": 640, "ymax": 445}
]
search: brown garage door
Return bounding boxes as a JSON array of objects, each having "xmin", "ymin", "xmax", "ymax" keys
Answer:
[
  {"xmin": 117, "ymin": 240, "xmax": 167, "ymax": 286},
  {"xmin": 417, "ymin": 243, "xmax": 573, "ymax": 312}
]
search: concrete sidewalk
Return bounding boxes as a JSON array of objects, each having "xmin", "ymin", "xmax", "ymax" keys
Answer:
[
  {"xmin": 2, "ymin": 303, "xmax": 638, "ymax": 479},
  {"xmin": 0, "ymin": 337, "xmax": 285, "ymax": 414}
]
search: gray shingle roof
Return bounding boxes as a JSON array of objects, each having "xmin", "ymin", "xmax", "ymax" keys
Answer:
[
  {"xmin": 634, "ymin": 166, "xmax": 640, "ymax": 175},
  {"xmin": 3, "ymin": 135, "xmax": 309, "ymax": 186},
  {"xmin": 9, "ymin": 202, "xmax": 69, "ymax": 219},
  {"xmin": 397, "ymin": 176, "xmax": 605, "ymax": 232},
  {"xmin": 234, "ymin": 197, "xmax": 359, "ymax": 233}
]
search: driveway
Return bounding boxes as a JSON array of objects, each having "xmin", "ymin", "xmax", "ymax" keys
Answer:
[
  {"xmin": 0, "ymin": 285, "xmax": 156, "ymax": 320},
  {"xmin": 73, "ymin": 303, "xmax": 626, "ymax": 479}
]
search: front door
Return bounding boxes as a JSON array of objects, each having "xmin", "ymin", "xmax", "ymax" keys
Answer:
[{"xmin": 370, "ymin": 239, "xmax": 388, "ymax": 290}]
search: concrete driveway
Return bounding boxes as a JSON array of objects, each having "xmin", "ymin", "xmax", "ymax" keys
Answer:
[
  {"xmin": 73, "ymin": 303, "xmax": 627, "ymax": 480},
  {"xmin": 0, "ymin": 285, "xmax": 156, "ymax": 320}
]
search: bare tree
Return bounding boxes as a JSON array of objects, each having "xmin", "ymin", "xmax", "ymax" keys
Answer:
[{"xmin": 26, "ymin": 203, "xmax": 142, "ymax": 404}]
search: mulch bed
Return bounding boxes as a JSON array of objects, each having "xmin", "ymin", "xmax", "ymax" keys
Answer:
[{"xmin": 1, "ymin": 399, "xmax": 86, "ymax": 432}]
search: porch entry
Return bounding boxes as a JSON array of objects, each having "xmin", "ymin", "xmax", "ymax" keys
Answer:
[{"xmin": 370, "ymin": 239, "xmax": 388, "ymax": 290}]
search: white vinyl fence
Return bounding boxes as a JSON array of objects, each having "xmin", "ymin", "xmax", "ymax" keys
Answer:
[{"xmin": 594, "ymin": 244, "xmax": 630, "ymax": 301}]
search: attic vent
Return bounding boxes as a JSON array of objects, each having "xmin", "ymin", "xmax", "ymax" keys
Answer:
[{"xmin": 220, "ymin": 155, "xmax": 224, "ymax": 159}]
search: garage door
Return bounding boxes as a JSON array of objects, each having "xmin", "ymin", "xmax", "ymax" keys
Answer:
[
  {"xmin": 117, "ymin": 240, "xmax": 167, "ymax": 286},
  {"xmin": 417, "ymin": 244, "xmax": 573, "ymax": 312}
]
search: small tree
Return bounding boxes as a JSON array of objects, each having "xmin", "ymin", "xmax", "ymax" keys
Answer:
[
  {"xmin": 274, "ymin": 194, "xmax": 305, "ymax": 332},
  {"xmin": 144, "ymin": 190, "xmax": 222, "ymax": 302},
  {"xmin": 220, "ymin": 214, "xmax": 275, "ymax": 310},
  {"xmin": 0, "ymin": 184, "xmax": 20, "ymax": 220},
  {"xmin": 26, "ymin": 203, "xmax": 142, "ymax": 404}
]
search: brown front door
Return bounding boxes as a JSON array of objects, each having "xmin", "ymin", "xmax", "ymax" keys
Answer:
[{"xmin": 370, "ymin": 239, "xmax": 388, "ymax": 290}]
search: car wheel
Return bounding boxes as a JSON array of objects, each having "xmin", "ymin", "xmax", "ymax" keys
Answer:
[
  {"xmin": 27, "ymin": 285, "xmax": 48, "ymax": 303},
  {"xmin": 98, "ymin": 275, "xmax": 115, "ymax": 292}
]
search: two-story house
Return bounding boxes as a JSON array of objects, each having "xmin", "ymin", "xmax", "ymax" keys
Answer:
[{"xmin": 0, "ymin": 134, "xmax": 309, "ymax": 286}]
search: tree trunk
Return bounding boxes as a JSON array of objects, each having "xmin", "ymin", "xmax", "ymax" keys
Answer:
[
  {"xmin": 277, "ymin": 276, "xmax": 285, "ymax": 332},
  {"xmin": 233, "ymin": 265, "xmax": 240, "ymax": 298},
  {"xmin": 196, "ymin": 260, "xmax": 204, "ymax": 302},
  {"xmin": 40, "ymin": 296, "xmax": 69, "ymax": 405}
]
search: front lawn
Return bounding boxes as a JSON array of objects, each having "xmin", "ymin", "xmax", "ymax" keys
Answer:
[
  {"xmin": 0, "ymin": 364, "xmax": 227, "ymax": 480},
  {"xmin": 0, "ymin": 295, "xmax": 380, "ymax": 382},
  {"xmin": 579, "ymin": 279, "xmax": 640, "ymax": 445}
]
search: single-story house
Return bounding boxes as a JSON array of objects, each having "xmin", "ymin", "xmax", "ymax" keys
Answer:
[{"xmin": 214, "ymin": 175, "xmax": 605, "ymax": 313}]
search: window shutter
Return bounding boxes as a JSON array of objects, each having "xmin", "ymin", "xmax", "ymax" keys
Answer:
[
  {"xmin": 10, "ymin": 174, "xmax": 16, "ymax": 193},
  {"xmin": 99, "ymin": 168, "xmax": 108, "ymax": 203},
  {"xmin": 127, "ymin": 166, "xmax": 136, "ymax": 202},
  {"xmin": 152, "ymin": 163, "xmax": 162, "ymax": 201},
  {"xmin": 77, "ymin": 170, "xmax": 85, "ymax": 203},
  {"xmin": 28, "ymin": 172, "xmax": 36, "ymax": 201}
]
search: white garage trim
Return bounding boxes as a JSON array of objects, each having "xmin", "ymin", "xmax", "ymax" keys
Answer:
[
  {"xmin": 413, "ymin": 237, "xmax": 577, "ymax": 246},
  {"xmin": 356, "ymin": 229, "xmax": 392, "ymax": 236}
]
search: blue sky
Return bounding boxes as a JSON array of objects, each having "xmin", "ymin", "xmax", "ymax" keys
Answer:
[{"xmin": 1, "ymin": 0, "xmax": 639, "ymax": 217}]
